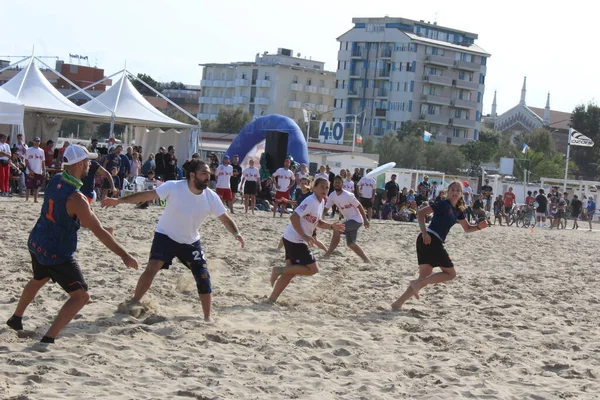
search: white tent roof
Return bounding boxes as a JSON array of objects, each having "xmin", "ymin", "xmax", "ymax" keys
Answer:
[
  {"xmin": 0, "ymin": 87, "xmax": 24, "ymax": 125},
  {"xmin": 1, "ymin": 60, "xmax": 101, "ymax": 118},
  {"xmin": 81, "ymin": 76, "xmax": 192, "ymax": 128}
]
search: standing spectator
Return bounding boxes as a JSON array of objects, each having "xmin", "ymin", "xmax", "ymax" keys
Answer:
[
  {"xmin": 0, "ymin": 133, "xmax": 11, "ymax": 196},
  {"xmin": 429, "ymin": 181, "xmax": 441, "ymax": 201},
  {"xmin": 503, "ymin": 186, "xmax": 516, "ymax": 224},
  {"xmin": 13, "ymin": 133, "xmax": 28, "ymax": 158},
  {"xmin": 129, "ymin": 152, "xmax": 141, "ymax": 180},
  {"xmin": 272, "ymin": 158, "xmax": 295, "ymax": 217},
  {"xmin": 163, "ymin": 146, "xmax": 178, "ymax": 181},
  {"xmin": 480, "ymin": 179, "xmax": 494, "ymax": 212},
  {"xmin": 25, "ymin": 137, "xmax": 46, "ymax": 203},
  {"xmin": 125, "ymin": 146, "xmax": 133, "ymax": 161},
  {"xmin": 216, "ymin": 155, "xmax": 234, "ymax": 213},
  {"xmin": 525, "ymin": 191, "xmax": 535, "ymax": 206},
  {"xmin": 295, "ymin": 163, "xmax": 310, "ymax": 200},
  {"xmin": 314, "ymin": 165, "xmax": 328, "ymax": 181},
  {"xmin": 88, "ymin": 138, "xmax": 99, "ymax": 154},
  {"xmin": 230, "ymin": 154, "xmax": 242, "ymax": 205},
  {"xmin": 208, "ymin": 153, "xmax": 219, "ymax": 189},
  {"xmin": 384, "ymin": 174, "xmax": 400, "ymax": 202},
  {"xmin": 343, "ymin": 170, "xmax": 355, "ymax": 193},
  {"xmin": 103, "ymin": 145, "xmax": 123, "ymax": 188},
  {"xmin": 416, "ymin": 175, "xmax": 431, "ymax": 206},
  {"xmin": 154, "ymin": 147, "xmax": 166, "ymax": 179},
  {"xmin": 463, "ymin": 181, "xmax": 473, "ymax": 222},
  {"xmin": 587, "ymin": 196, "xmax": 596, "ymax": 231},
  {"xmin": 10, "ymin": 149, "xmax": 26, "ymax": 194},
  {"xmin": 118, "ymin": 147, "xmax": 131, "ymax": 187},
  {"xmin": 240, "ymin": 159, "xmax": 260, "ymax": 214},
  {"xmin": 141, "ymin": 153, "xmax": 155, "ymax": 176},
  {"xmin": 535, "ymin": 189, "xmax": 548, "ymax": 227},
  {"xmin": 43, "ymin": 140, "xmax": 55, "ymax": 169},
  {"xmin": 351, "ymin": 168, "xmax": 361, "ymax": 184},
  {"xmin": 58, "ymin": 141, "xmax": 70, "ymax": 166},
  {"xmin": 570, "ymin": 195, "xmax": 583, "ymax": 230},
  {"xmin": 358, "ymin": 169, "xmax": 376, "ymax": 221},
  {"xmin": 325, "ymin": 165, "xmax": 336, "ymax": 217}
]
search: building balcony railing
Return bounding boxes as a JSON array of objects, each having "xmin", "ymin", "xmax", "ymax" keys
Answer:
[
  {"xmin": 376, "ymin": 70, "xmax": 391, "ymax": 79},
  {"xmin": 420, "ymin": 113, "xmax": 450, "ymax": 125},
  {"xmin": 290, "ymin": 83, "xmax": 303, "ymax": 91},
  {"xmin": 234, "ymin": 78, "xmax": 249, "ymax": 87},
  {"xmin": 451, "ymin": 118, "xmax": 477, "ymax": 129},
  {"xmin": 198, "ymin": 96, "xmax": 211, "ymax": 104},
  {"xmin": 256, "ymin": 79, "xmax": 271, "ymax": 88},
  {"xmin": 351, "ymin": 48, "xmax": 364, "ymax": 58},
  {"xmin": 305, "ymin": 85, "xmax": 318, "ymax": 94},
  {"xmin": 349, "ymin": 68, "xmax": 366, "ymax": 79},
  {"xmin": 374, "ymin": 87, "xmax": 388, "ymax": 98},
  {"xmin": 453, "ymin": 79, "xmax": 479, "ymax": 90},
  {"xmin": 233, "ymin": 96, "xmax": 249, "ymax": 104},
  {"xmin": 253, "ymin": 97, "xmax": 270, "ymax": 105},
  {"xmin": 198, "ymin": 113, "xmax": 217, "ymax": 120},
  {"xmin": 424, "ymin": 54, "xmax": 454, "ymax": 67},
  {"xmin": 211, "ymin": 97, "xmax": 225, "ymax": 105},
  {"xmin": 454, "ymin": 60, "xmax": 481, "ymax": 72},
  {"xmin": 288, "ymin": 100, "xmax": 302, "ymax": 109},
  {"xmin": 317, "ymin": 87, "xmax": 330, "ymax": 96},
  {"xmin": 374, "ymin": 108, "xmax": 387, "ymax": 118},
  {"xmin": 347, "ymin": 89, "xmax": 360, "ymax": 97},
  {"xmin": 200, "ymin": 80, "xmax": 213, "ymax": 87},
  {"xmin": 224, "ymin": 98, "xmax": 233, "ymax": 105},
  {"xmin": 420, "ymin": 94, "xmax": 451, "ymax": 106},
  {"xmin": 452, "ymin": 98, "xmax": 479, "ymax": 110},
  {"xmin": 380, "ymin": 49, "xmax": 392, "ymax": 58},
  {"xmin": 226, "ymin": 81, "xmax": 235, "ymax": 88},
  {"xmin": 442, "ymin": 135, "xmax": 473, "ymax": 146},
  {"xmin": 423, "ymin": 74, "xmax": 453, "ymax": 86},
  {"xmin": 212, "ymin": 80, "xmax": 227, "ymax": 87}
]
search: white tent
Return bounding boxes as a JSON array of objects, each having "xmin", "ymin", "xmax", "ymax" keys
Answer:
[
  {"xmin": 81, "ymin": 76, "xmax": 192, "ymax": 129},
  {"xmin": 0, "ymin": 87, "xmax": 24, "ymax": 125}
]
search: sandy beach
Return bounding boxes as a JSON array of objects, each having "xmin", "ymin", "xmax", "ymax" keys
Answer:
[{"xmin": 1, "ymin": 196, "xmax": 599, "ymax": 399}]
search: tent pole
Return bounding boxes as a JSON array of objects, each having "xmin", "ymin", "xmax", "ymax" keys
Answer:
[
  {"xmin": 65, "ymin": 69, "xmax": 125, "ymax": 98},
  {"xmin": 109, "ymin": 70, "xmax": 128, "ymax": 139},
  {"xmin": 0, "ymin": 56, "xmax": 31, "ymax": 74}
]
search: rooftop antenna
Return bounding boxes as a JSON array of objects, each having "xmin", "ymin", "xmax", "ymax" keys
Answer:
[{"xmin": 434, "ymin": 12, "xmax": 438, "ymax": 24}]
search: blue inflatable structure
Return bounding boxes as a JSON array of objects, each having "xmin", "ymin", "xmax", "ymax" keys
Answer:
[{"xmin": 224, "ymin": 115, "xmax": 308, "ymax": 165}]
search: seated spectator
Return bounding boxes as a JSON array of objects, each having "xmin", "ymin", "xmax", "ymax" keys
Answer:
[
  {"xmin": 257, "ymin": 177, "xmax": 274, "ymax": 211},
  {"xmin": 381, "ymin": 196, "xmax": 400, "ymax": 220},
  {"xmin": 141, "ymin": 153, "xmax": 155, "ymax": 176},
  {"xmin": 9, "ymin": 149, "xmax": 26, "ymax": 195}
]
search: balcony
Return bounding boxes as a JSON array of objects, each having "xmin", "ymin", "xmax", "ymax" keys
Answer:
[
  {"xmin": 234, "ymin": 78, "xmax": 249, "ymax": 86},
  {"xmin": 452, "ymin": 98, "xmax": 479, "ymax": 109},
  {"xmin": 351, "ymin": 48, "xmax": 364, "ymax": 58},
  {"xmin": 423, "ymin": 74, "xmax": 453, "ymax": 86},
  {"xmin": 256, "ymin": 79, "xmax": 271, "ymax": 88},
  {"xmin": 421, "ymin": 94, "xmax": 451, "ymax": 106},
  {"xmin": 451, "ymin": 118, "xmax": 477, "ymax": 129},
  {"xmin": 253, "ymin": 97, "xmax": 270, "ymax": 105},
  {"xmin": 380, "ymin": 49, "xmax": 392, "ymax": 59},
  {"xmin": 443, "ymin": 136, "xmax": 473, "ymax": 146},
  {"xmin": 226, "ymin": 81, "xmax": 235, "ymax": 88},
  {"xmin": 288, "ymin": 100, "xmax": 302, "ymax": 109},
  {"xmin": 290, "ymin": 83, "xmax": 303, "ymax": 91},
  {"xmin": 233, "ymin": 96, "xmax": 249, "ymax": 104},
  {"xmin": 424, "ymin": 54, "xmax": 454, "ymax": 67},
  {"xmin": 454, "ymin": 60, "xmax": 481, "ymax": 72},
  {"xmin": 374, "ymin": 87, "xmax": 389, "ymax": 98},
  {"xmin": 453, "ymin": 79, "xmax": 479, "ymax": 90},
  {"xmin": 200, "ymin": 80, "xmax": 213, "ymax": 87},
  {"xmin": 212, "ymin": 80, "xmax": 227, "ymax": 87},
  {"xmin": 374, "ymin": 108, "xmax": 387, "ymax": 118},
  {"xmin": 305, "ymin": 85, "xmax": 318, "ymax": 94},
  {"xmin": 349, "ymin": 68, "xmax": 366, "ymax": 79},
  {"xmin": 421, "ymin": 113, "xmax": 450, "ymax": 126},
  {"xmin": 376, "ymin": 70, "xmax": 391, "ymax": 79},
  {"xmin": 317, "ymin": 87, "xmax": 330, "ymax": 96},
  {"xmin": 198, "ymin": 96, "xmax": 211, "ymax": 104},
  {"xmin": 211, "ymin": 97, "xmax": 225, "ymax": 105},
  {"xmin": 347, "ymin": 89, "xmax": 360, "ymax": 97}
]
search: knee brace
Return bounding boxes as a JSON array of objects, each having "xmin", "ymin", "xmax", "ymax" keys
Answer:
[{"xmin": 192, "ymin": 265, "xmax": 212, "ymax": 294}]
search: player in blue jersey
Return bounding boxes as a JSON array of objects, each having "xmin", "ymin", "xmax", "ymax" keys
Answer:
[
  {"xmin": 391, "ymin": 181, "xmax": 488, "ymax": 310},
  {"xmin": 6, "ymin": 145, "xmax": 138, "ymax": 344}
]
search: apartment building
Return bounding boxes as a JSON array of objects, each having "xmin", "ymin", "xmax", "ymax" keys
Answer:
[
  {"xmin": 199, "ymin": 48, "xmax": 335, "ymax": 122},
  {"xmin": 334, "ymin": 17, "xmax": 490, "ymax": 145}
]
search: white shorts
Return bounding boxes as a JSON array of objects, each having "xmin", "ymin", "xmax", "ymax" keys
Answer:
[{"xmin": 535, "ymin": 212, "xmax": 545, "ymax": 217}]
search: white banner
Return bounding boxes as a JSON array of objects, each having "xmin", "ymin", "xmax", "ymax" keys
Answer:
[{"xmin": 569, "ymin": 128, "xmax": 594, "ymax": 147}]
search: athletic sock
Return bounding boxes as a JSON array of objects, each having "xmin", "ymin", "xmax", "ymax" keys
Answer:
[
  {"xmin": 6, "ymin": 315, "xmax": 23, "ymax": 331},
  {"xmin": 40, "ymin": 336, "xmax": 55, "ymax": 344}
]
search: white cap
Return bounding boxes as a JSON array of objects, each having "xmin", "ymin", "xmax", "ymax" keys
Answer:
[{"xmin": 62, "ymin": 145, "xmax": 98, "ymax": 165}]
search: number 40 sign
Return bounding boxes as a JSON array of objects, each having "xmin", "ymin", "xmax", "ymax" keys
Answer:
[{"xmin": 319, "ymin": 121, "xmax": 344, "ymax": 145}]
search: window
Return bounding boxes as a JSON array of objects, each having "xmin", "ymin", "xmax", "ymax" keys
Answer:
[
  {"xmin": 264, "ymin": 74, "xmax": 270, "ymax": 80},
  {"xmin": 307, "ymin": 78, "xmax": 312, "ymax": 85},
  {"xmin": 335, "ymin": 80, "xmax": 339, "ymax": 89},
  {"xmin": 453, "ymin": 129, "xmax": 461, "ymax": 138},
  {"xmin": 427, "ymin": 105, "xmax": 437, "ymax": 115},
  {"xmin": 334, "ymin": 99, "xmax": 337, "ymax": 107},
  {"xmin": 242, "ymin": 73, "xmax": 247, "ymax": 79},
  {"xmin": 319, "ymin": 79, "xmax": 325, "ymax": 87},
  {"xmin": 318, "ymin": 96, "xmax": 323, "ymax": 104},
  {"xmin": 403, "ymin": 82, "xmax": 408, "ymax": 91},
  {"xmin": 455, "ymin": 109, "xmax": 462, "ymax": 118},
  {"xmin": 459, "ymin": 71, "xmax": 466, "ymax": 80},
  {"xmin": 292, "ymin": 93, "xmax": 297, "ymax": 101},
  {"xmin": 304, "ymin": 95, "xmax": 310, "ymax": 103}
]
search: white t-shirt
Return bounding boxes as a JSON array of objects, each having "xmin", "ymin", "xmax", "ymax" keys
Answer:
[
  {"xmin": 216, "ymin": 164, "xmax": 233, "ymax": 189},
  {"xmin": 296, "ymin": 171, "xmax": 310, "ymax": 181},
  {"xmin": 242, "ymin": 167, "xmax": 260, "ymax": 182},
  {"xmin": 273, "ymin": 168, "xmax": 294, "ymax": 192},
  {"xmin": 343, "ymin": 179, "xmax": 355, "ymax": 193},
  {"xmin": 283, "ymin": 194, "xmax": 324, "ymax": 244},
  {"xmin": 358, "ymin": 177, "xmax": 376, "ymax": 199},
  {"xmin": 155, "ymin": 180, "xmax": 227, "ymax": 244},
  {"xmin": 0, "ymin": 142, "xmax": 10, "ymax": 160},
  {"xmin": 314, "ymin": 173, "xmax": 329, "ymax": 181},
  {"xmin": 14, "ymin": 142, "xmax": 28, "ymax": 157},
  {"xmin": 326, "ymin": 190, "xmax": 363, "ymax": 223},
  {"xmin": 463, "ymin": 186, "xmax": 473, "ymax": 204},
  {"xmin": 25, "ymin": 147, "xmax": 45, "ymax": 174}
]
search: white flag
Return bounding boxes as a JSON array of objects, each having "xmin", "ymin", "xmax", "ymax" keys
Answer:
[
  {"xmin": 569, "ymin": 128, "xmax": 594, "ymax": 147},
  {"xmin": 301, "ymin": 108, "xmax": 309, "ymax": 126},
  {"xmin": 423, "ymin": 130, "xmax": 432, "ymax": 142}
]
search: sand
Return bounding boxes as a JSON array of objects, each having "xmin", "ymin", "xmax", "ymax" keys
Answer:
[{"xmin": 1, "ymin": 196, "xmax": 599, "ymax": 399}]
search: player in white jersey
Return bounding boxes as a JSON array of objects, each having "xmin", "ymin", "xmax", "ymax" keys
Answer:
[
  {"xmin": 240, "ymin": 159, "xmax": 261, "ymax": 214},
  {"xmin": 272, "ymin": 159, "xmax": 295, "ymax": 217},
  {"xmin": 358, "ymin": 169, "xmax": 377, "ymax": 221},
  {"xmin": 102, "ymin": 160, "xmax": 244, "ymax": 323},
  {"xmin": 216, "ymin": 155, "xmax": 234, "ymax": 213},
  {"xmin": 268, "ymin": 177, "xmax": 344, "ymax": 303},
  {"xmin": 323, "ymin": 176, "xmax": 371, "ymax": 263}
]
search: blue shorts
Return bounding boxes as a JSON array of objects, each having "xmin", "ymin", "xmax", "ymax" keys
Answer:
[{"xmin": 150, "ymin": 232, "xmax": 212, "ymax": 294}]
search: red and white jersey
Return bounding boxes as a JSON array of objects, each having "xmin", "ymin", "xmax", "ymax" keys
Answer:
[
  {"xmin": 25, "ymin": 147, "xmax": 45, "ymax": 174},
  {"xmin": 343, "ymin": 179, "xmax": 355, "ymax": 193},
  {"xmin": 358, "ymin": 176, "xmax": 377, "ymax": 199},
  {"xmin": 326, "ymin": 190, "xmax": 363, "ymax": 223},
  {"xmin": 216, "ymin": 164, "xmax": 233, "ymax": 189},
  {"xmin": 296, "ymin": 171, "xmax": 310, "ymax": 181},
  {"xmin": 283, "ymin": 194, "xmax": 324, "ymax": 244},
  {"xmin": 242, "ymin": 167, "xmax": 260, "ymax": 182},
  {"xmin": 273, "ymin": 168, "xmax": 294, "ymax": 192}
]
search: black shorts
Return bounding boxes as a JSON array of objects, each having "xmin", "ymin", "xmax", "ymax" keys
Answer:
[
  {"xmin": 244, "ymin": 181, "xmax": 257, "ymax": 195},
  {"xmin": 504, "ymin": 206, "xmax": 512, "ymax": 214},
  {"xmin": 149, "ymin": 232, "xmax": 212, "ymax": 294},
  {"xmin": 416, "ymin": 232, "xmax": 454, "ymax": 269},
  {"xmin": 231, "ymin": 181, "xmax": 240, "ymax": 194},
  {"xmin": 283, "ymin": 238, "xmax": 316, "ymax": 266},
  {"xmin": 30, "ymin": 251, "xmax": 88, "ymax": 293},
  {"xmin": 359, "ymin": 197, "xmax": 373, "ymax": 209}
]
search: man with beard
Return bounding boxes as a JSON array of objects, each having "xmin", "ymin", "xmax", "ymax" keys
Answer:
[
  {"xmin": 101, "ymin": 160, "xmax": 244, "ymax": 323},
  {"xmin": 6, "ymin": 145, "xmax": 138, "ymax": 343}
]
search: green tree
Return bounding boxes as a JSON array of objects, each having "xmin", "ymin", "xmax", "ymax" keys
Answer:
[
  {"xmin": 96, "ymin": 123, "xmax": 126, "ymax": 139},
  {"xmin": 131, "ymin": 73, "xmax": 162, "ymax": 97},
  {"xmin": 60, "ymin": 119, "xmax": 89, "ymax": 138},
  {"xmin": 396, "ymin": 120, "xmax": 430, "ymax": 141},
  {"xmin": 570, "ymin": 103, "xmax": 600, "ymax": 179},
  {"xmin": 424, "ymin": 142, "xmax": 466, "ymax": 174},
  {"xmin": 512, "ymin": 150, "xmax": 575, "ymax": 182},
  {"xmin": 375, "ymin": 134, "xmax": 403, "ymax": 164},
  {"xmin": 212, "ymin": 107, "xmax": 252, "ymax": 134},
  {"xmin": 521, "ymin": 128, "xmax": 557, "ymax": 155},
  {"xmin": 362, "ymin": 136, "xmax": 375, "ymax": 153}
]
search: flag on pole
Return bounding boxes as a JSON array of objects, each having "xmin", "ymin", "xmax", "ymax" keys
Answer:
[
  {"xmin": 355, "ymin": 134, "xmax": 363, "ymax": 144},
  {"xmin": 423, "ymin": 130, "xmax": 432, "ymax": 142},
  {"xmin": 569, "ymin": 128, "xmax": 594, "ymax": 147},
  {"xmin": 521, "ymin": 143, "xmax": 529, "ymax": 153},
  {"xmin": 301, "ymin": 108, "xmax": 309, "ymax": 127}
]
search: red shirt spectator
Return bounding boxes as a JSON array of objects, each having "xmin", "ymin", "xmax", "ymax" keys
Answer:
[
  {"xmin": 504, "ymin": 187, "xmax": 516, "ymax": 207},
  {"xmin": 43, "ymin": 140, "xmax": 55, "ymax": 168}
]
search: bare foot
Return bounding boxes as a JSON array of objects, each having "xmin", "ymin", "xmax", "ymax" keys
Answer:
[
  {"xmin": 204, "ymin": 317, "xmax": 215, "ymax": 324},
  {"xmin": 270, "ymin": 267, "xmax": 281, "ymax": 287},
  {"xmin": 410, "ymin": 280, "xmax": 421, "ymax": 300},
  {"xmin": 322, "ymin": 252, "xmax": 332, "ymax": 259},
  {"xmin": 391, "ymin": 300, "xmax": 403, "ymax": 310}
]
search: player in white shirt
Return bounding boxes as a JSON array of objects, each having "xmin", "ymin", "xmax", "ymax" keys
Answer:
[
  {"xmin": 216, "ymin": 155, "xmax": 234, "ymax": 213},
  {"xmin": 269, "ymin": 177, "xmax": 345, "ymax": 303},
  {"xmin": 102, "ymin": 160, "xmax": 245, "ymax": 323},
  {"xmin": 0, "ymin": 133, "xmax": 11, "ymax": 196},
  {"xmin": 342, "ymin": 169, "xmax": 355, "ymax": 193},
  {"xmin": 240, "ymin": 159, "xmax": 261, "ymax": 214},
  {"xmin": 272, "ymin": 158, "xmax": 295, "ymax": 217},
  {"xmin": 323, "ymin": 176, "xmax": 371, "ymax": 263},
  {"xmin": 24, "ymin": 137, "xmax": 46, "ymax": 203},
  {"xmin": 314, "ymin": 165, "xmax": 328, "ymax": 181},
  {"xmin": 358, "ymin": 169, "xmax": 377, "ymax": 220}
]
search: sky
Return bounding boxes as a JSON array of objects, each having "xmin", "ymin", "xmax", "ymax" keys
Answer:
[{"xmin": 3, "ymin": 0, "xmax": 598, "ymax": 115}]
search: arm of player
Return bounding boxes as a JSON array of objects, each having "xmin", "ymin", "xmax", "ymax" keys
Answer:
[
  {"xmin": 417, "ymin": 205, "xmax": 432, "ymax": 244},
  {"xmin": 68, "ymin": 193, "xmax": 138, "ymax": 270},
  {"xmin": 357, "ymin": 204, "xmax": 369, "ymax": 227},
  {"xmin": 459, "ymin": 218, "xmax": 488, "ymax": 233},
  {"xmin": 317, "ymin": 219, "xmax": 345, "ymax": 233},
  {"xmin": 101, "ymin": 190, "xmax": 159, "ymax": 208},
  {"xmin": 218, "ymin": 213, "xmax": 244, "ymax": 248},
  {"xmin": 96, "ymin": 165, "xmax": 116, "ymax": 191}
]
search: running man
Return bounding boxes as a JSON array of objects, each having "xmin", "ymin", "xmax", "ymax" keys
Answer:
[
  {"xmin": 102, "ymin": 160, "xmax": 244, "ymax": 323},
  {"xmin": 358, "ymin": 169, "xmax": 376, "ymax": 221},
  {"xmin": 323, "ymin": 175, "xmax": 371, "ymax": 263},
  {"xmin": 216, "ymin": 155, "xmax": 234, "ymax": 213},
  {"xmin": 268, "ymin": 177, "xmax": 344, "ymax": 303},
  {"xmin": 391, "ymin": 181, "xmax": 488, "ymax": 310},
  {"xmin": 272, "ymin": 158, "xmax": 295, "ymax": 217},
  {"xmin": 6, "ymin": 145, "xmax": 138, "ymax": 343}
]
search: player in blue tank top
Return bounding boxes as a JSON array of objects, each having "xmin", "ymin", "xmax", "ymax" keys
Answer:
[
  {"xmin": 6, "ymin": 145, "xmax": 138, "ymax": 344},
  {"xmin": 392, "ymin": 181, "xmax": 488, "ymax": 310}
]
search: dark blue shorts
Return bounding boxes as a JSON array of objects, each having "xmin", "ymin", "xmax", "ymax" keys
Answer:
[{"xmin": 150, "ymin": 232, "xmax": 212, "ymax": 294}]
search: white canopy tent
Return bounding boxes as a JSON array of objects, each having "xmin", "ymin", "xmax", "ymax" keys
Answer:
[{"xmin": 0, "ymin": 87, "xmax": 24, "ymax": 125}]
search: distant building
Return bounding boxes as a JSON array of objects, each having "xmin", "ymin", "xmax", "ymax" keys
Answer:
[
  {"xmin": 161, "ymin": 84, "xmax": 202, "ymax": 115},
  {"xmin": 199, "ymin": 48, "xmax": 336, "ymax": 122},
  {"xmin": 483, "ymin": 77, "xmax": 571, "ymax": 153},
  {"xmin": 334, "ymin": 16, "xmax": 490, "ymax": 145},
  {"xmin": 54, "ymin": 60, "xmax": 112, "ymax": 104}
]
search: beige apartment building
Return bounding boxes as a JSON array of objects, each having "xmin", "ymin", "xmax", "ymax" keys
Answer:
[
  {"xmin": 199, "ymin": 48, "xmax": 336, "ymax": 122},
  {"xmin": 334, "ymin": 17, "xmax": 490, "ymax": 145}
]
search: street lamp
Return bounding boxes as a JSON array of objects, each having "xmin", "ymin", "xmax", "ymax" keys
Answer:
[{"xmin": 349, "ymin": 110, "xmax": 366, "ymax": 152}]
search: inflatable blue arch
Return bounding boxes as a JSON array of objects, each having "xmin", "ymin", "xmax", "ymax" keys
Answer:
[{"xmin": 224, "ymin": 114, "xmax": 308, "ymax": 165}]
